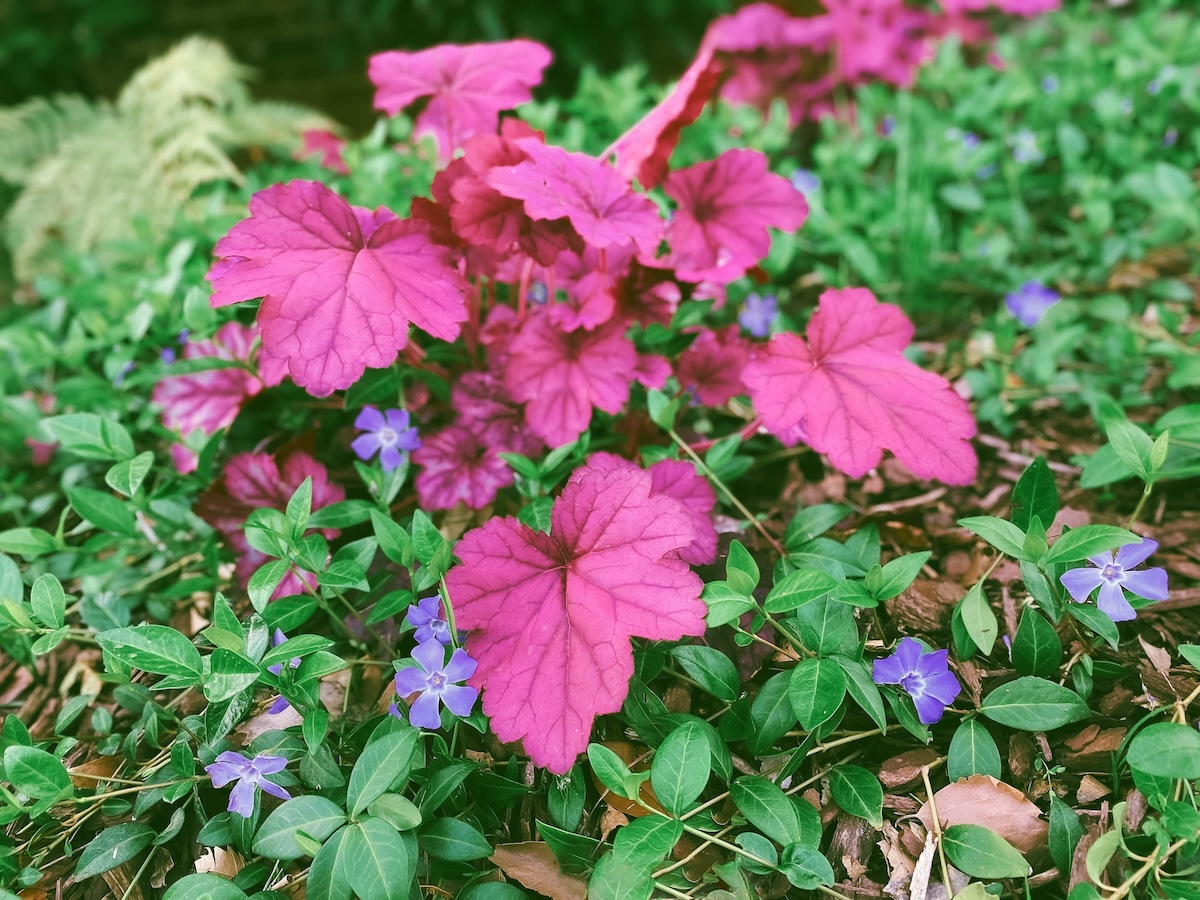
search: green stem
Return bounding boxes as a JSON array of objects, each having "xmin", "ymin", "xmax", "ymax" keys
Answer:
[
  {"xmin": 1127, "ymin": 480, "xmax": 1154, "ymax": 532},
  {"xmin": 669, "ymin": 428, "xmax": 784, "ymax": 556}
]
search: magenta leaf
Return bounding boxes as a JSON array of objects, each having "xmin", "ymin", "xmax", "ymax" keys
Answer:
[
  {"xmin": 445, "ymin": 465, "xmax": 705, "ymax": 773},
  {"xmin": 208, "ymin": 180, "xmax": 467, "ymax": 397},
  {"xmin": 665, "ymin": 149, "xmax": 808, "ymax": 283},
  {"xmin": 606, "ymin": 43, "xmax": 722, "ymax": 190},
  {"xmin": 152, "ymin": 322, "xmax": 268, "ymax": 473},
  {"xmin": 414, "ymin": 424, "xmax": 515, "ymax": 511},
  {"xmin": 368, "ymin": 40, "xmax": 552, "ymax": 161},
  {"xmin": 487, "ymin": 141, "xmax": 664, "ymax": 256},
  {"xmin": 675, "ymin": 325, "xmax": 750, "ymax": 406},
  {"xmin": 575, "ymin": 452, "xmax": 718, "ymax": 566},
  {"xmin": 742, "ymin": 287, "xmax": 977, "ymax": 484},
  {"xmin": 504, "ymin": 313, "xmax": 638, "ymax": 448}
]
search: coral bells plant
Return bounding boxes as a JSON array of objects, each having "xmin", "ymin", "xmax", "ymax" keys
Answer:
[{"xmin": 18, "ymin": 3, "xmax": 1200, "ymax": 900}]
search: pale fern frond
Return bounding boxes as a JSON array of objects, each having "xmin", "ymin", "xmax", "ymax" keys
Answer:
[
  {"xmin": 1, "ymin": 35, "xmax": 336, "ymax": 281},
  {"xmin": 0, "ymin": 94, "xmax": 103, "ymax": 185}
]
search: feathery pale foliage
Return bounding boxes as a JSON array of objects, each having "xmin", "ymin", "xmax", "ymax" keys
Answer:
[{"xmin": 0, "ymin": 37, "xmax": 334, "ymax": 280}]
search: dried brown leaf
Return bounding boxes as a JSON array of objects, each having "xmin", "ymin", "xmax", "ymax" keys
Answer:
[
  {"xmin": 490, "ymin": 842, "xmax": 587, "ymax": 900},
  {"xmin": 917, "ymin": 775, "xmax": 1047, "ymax": 853}
]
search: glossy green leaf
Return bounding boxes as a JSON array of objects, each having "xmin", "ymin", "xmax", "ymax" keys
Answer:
[
  {"xmin": 1011, "ymin": 458, "xmax": 1059, "ymax": 532},
  {"xmin": 764, "ymin": 568, "xmax": 839, "ymax": 613},
  {"xmin": 1011, "ymin": 608, "xmax": 1063, "ymax": 677},
  {"xmin": 342, "ymin": 818, "xmax": 411, "ymax": 900},
  {"xmin": 420, "ymin": 817, "xmax": 492, "ymax": 861},
  {"xmin": 981, "ymin": 677, "xmax": 1090, "ymax": 731},
  {"xmin": 829, "ymin": 765, "xmax": 883, "ymax": 827},
  {"xmin": 97, "ymin": 625, "xmax": 203, "ymax": 680},
  {"xmin": 958, "ymin": 583, "xmax": 997, "ymax": 656},
  {"xmin": 347, "ymin": 723, "xmax": 420, "ymax": 817},
  {"xmin": 947, "ymin": 719, "xmax": 1001, "ymax": 781},
  {"xmin": 650, "ymin": 720, "xmax": 711, "ymax": 816},
  {"xmin": 670, "ymin": 645, "xmax": 739, "ymax": 702},
  {"xmin": 942, "ymin": 824, "xmax": 1031, "ymax": 879},
  {"xmin": 76, "ymin": 823, "xmax": 156, "ymax": 879},
  {"xmin": 105, "ymin": 451, "xmax": 155, "ymax": 498},
  {"xmin": 3, "ymin": 745, "xmax": 71, "ymax": 799},
  {"xmin": 1127, "ymin": 723, "xmax": 1200, "ymax": 780},
  {"xmin": 161, "ymin": 874, "xmax": 249, "ymax": 900},
  {"xmin": 1045, "ymin": 525, "xmax": 1141, "ymax": 564},
  {"xmin": 252, "ymin": 795, "xmax": 347, "ymax": 860},
  {"xmin": 788, "ymin": 658, "xmax": 845, "ymax": 731}
]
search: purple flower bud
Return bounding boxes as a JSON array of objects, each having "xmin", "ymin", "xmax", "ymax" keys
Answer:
[
  {"xmin": 160, "ymin": 348, "xmax": 176, "ymax": 365},
  {"xmin": 1042, "ymin": 75, "xmax": 1059, "ymax": 93},
  {"xmin": 976, "ymin": 163, "xmax": 999, "ymax": 181},
  {"xmin": 1164, "ymin": 127, "xmax": 1178, "ymax": 147},
  {"xmin": 528, "ymin": 281, "xmax": 549, "ymax": 305},
  {"xmin": 881, "ymin": 115, "xmax": 897, "ymax": 137},
  {"xmin": 113, "ymin": 360, "xmax": 135, "ymax": 387},
  {"xmin": 406, "ymin": 596, "xmax": 452, "ymax": 645}
]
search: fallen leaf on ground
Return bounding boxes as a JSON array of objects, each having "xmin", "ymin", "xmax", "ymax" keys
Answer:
[
  {"xmin": 917, "ymin": 774, "xmax": 1047, "ymax": 853},
  {"xmin": 490, "ymin": 842, "xmax": 587, "ymax": 900}
]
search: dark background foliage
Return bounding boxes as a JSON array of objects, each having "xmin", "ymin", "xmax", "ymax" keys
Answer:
[{"xmin": 0, "ymin": 0, "xmax": 731, "ymax": 125}]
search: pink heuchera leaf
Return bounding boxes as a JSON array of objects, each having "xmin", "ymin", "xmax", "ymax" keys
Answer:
[
  {"xmin": 576, "ymin": 452, "xmax": 718, "ymax": 566},
  {"xmin": 452, "ymin": 372, "xmax": 543, "ymax": 457},
  {"xmin": 675, "ymin": 325, "xmax": 749, "ymax": 406},
  {"xmin": 448, "ymin": 131, "xmax": 578, "ymax": 267},
  {"xmin": 487, "ymin": 141, "xmax": 664, "ymax": 256},
  {"xmin": 606, "ymin": 42, "xmax": 722, "ymax": 189},
  {"xmin": 504, "ymin": 313, "xmax": 638, "ymax": 448},
  {"xmin": 665, "ymin": 149, "xmax": 808, "ymax": 283},
  {"xmin": 296, "ymin": 129, "xmax": 350, "ymax": 175},
  {"xmin": 445, "ymin": 465, "xmax": 705, "ymax": 773},
  {"xmin": 208, "ymin": 180, "xmax": 467, "ymax": 397},
  {"xmin": 414, "ymin": 424, "xmax": 515, "ymax": 511},
  {"xmin": 742, "ymin": 287, "xmax": 977, "ymax": 484},
  {"xmin": 368, "ymin": 40, "xmax": 552, "ymax": 161},
  {"xmin": 153, "ymin": 322, "xmax": 269, "ymax": 473}
]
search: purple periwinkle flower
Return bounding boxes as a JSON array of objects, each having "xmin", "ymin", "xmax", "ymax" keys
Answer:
[
  {"xmin": 881, "ymin": 115, "xmax": 897, "ymax": 137},
  {"xmin": 738, "ymin": 292, "xmax": 779, "ymax": 339},
  {"xmin": 177, "ymin": 329, "xmax": 190, "ymax": 344},
  {"xmin": 1005, "ymin": 280, "xmax": 1060, "ymax": 327},
  {"xmin": 204, "ymin": 751, "xmax": 290, "ymax": 817},
  {"xmin": 160, "ymin": 348, "xmax": 176, "ymax": 365},
  {"xmin": 873, "ymin": 637, "xmax": 961, "ymax": 725},
  {"xmin": 962, "ymin": 132, "xmax": 980, "ymax": 151},
  {"xmin": 406, "ymin": 596, "xmax": 451, "ymax": 645},
  {"xmin": 1011, "ymin": 128, "xmax": 1044, "ymax": 165},
  {"xmin": 1042, "ymin": 75, "xmax": 1059, "ymax": 93},
  {"xmin": 352, "ymin": 406, "xmax": 421, "ymax": 472},
  {"xmin": 791, "ymin": 168, "xmax": 821, "ymax": 194},
  {"xmin": 266, "ymin": 629, "xmax": 302, "ymax": 714},
  {"xmin": 1059, "ymin": 538, "xmax": 1168, "ymax": 623},
  {"xmin": 1164, "ymin": 127, "xmax": 1179, "ymax": 148},
  {"xmin": 393, "ymin": 640, "xmax": 478, "ymax": 729}
]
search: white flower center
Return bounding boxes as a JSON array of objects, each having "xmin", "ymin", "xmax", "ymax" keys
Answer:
[
  {"xmin": 1101, "ymin": 563, "xmax": 1124, "ymax": 582},
  {"xmin": 428, "ymin": 672, "xmax": 446, "ymax": 691},
  {"xmin": 378, "ymin": 427, "xmax": 398, "ymax": 447}
]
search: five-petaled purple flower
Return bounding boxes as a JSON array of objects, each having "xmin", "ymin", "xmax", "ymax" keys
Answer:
[
  {"xmin": 873, "ymin": 637, "xmax": 961, "ymax": 725},
  {"xmin": 739, "ymin": 292, "xmax": 778, "ymax": 339},
  {"xmin": 1060, "ymin": 538, "xmax": 1168, "ymax": 622},
  {"xmin": 393, "ymin": 640, "xmax": 478, "ymax": 729},
  {"xmin": 266, "ymin": 629, "xmax": 302, "ymax": 714},
  {"xmin": 406, "ymin": 596, "xmax": 452, "ymax": 645},
  {"xmin": 352, "ymin": 406, "xmax": 421, "ymax": 472},
  {"xmin": 790, "ymin": 169, "xmax": 821, "ymax": 195},
  {"xmin": 1005, "ymin": 280, "xmax": 1060, "ymax": 327},
  {"xmin": 204, "ymin": 751, "xmax": 290, "ymax": 817}
]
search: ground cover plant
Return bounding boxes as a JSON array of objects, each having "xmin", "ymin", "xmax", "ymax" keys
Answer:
[{"xmin": 1, "ymin": 1, "xmax": 1199, "ymax": 899}]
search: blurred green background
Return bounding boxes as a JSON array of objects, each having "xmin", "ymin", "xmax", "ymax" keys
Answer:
[{"xmin": 0, "ymin": 0, "xmax": 732, "ymax": 128}]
